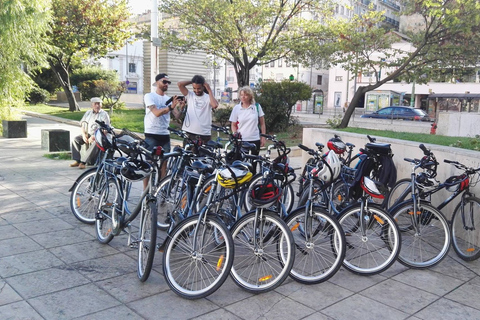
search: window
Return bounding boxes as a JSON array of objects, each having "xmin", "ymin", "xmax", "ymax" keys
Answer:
[
  {"xmin": 335, "ymin": 76, "xmax": 343, "ymax": 81},
  {"xmin": 286, "ymin": 60, "xmax": 291, "ymax": 67},
  {"xmin": 278, "ymin": 59, "xmax": 282, "ymax": 67},
  {"xmin": 128, "ymin": 63, "xmax": 136, "ymax": 73},
  {"xmin": 270, "ymin": 61, "xmax": 275, "ymax": 67},
  {"xmin": 317, "ymin": 75, "xmax": 322, "ymax": 85}
]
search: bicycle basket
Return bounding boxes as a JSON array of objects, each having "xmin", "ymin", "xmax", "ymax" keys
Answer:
[
  {"xmin": 120, "ymin": 159, "xmax": 152, "ymax": 182},
  {"xmin": 445, "ymin": 173, "xmax": 469, "ymax": 192}
]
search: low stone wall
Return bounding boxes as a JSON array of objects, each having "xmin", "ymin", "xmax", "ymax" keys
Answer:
[
  {"xmin": 437, "ymin": 112, "xmax": 480, "ymax": 137},
  {"xmin": 302, "ymin": 127, "xmax": 480, "ymax": 219}
]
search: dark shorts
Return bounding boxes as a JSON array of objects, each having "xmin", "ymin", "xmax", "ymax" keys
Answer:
[
  {"xmin": 183, "ymin": 132, "xmax": 211, "ymax": 147},
  {"xmin": 145, "ymin": 134, "xmax": 171, "ymax": 153}
]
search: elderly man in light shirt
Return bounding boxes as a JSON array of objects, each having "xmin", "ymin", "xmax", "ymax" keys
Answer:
[{"xmin": 70, "ymin": 97, "xmax": 110, "ymax": 169}]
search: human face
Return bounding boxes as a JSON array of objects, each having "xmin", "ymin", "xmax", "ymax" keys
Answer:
[
  {"xmin": 240, "ymin": 90, "xmax": 252, "ymax": 105},
  {"xmin": 156, "ymin": 78, "xmax": 170, "ymax": 92},
  {"xmin": 192, "ymin": 83, "xmax": 204, "ymax": 96},
  {"xmin": 92, "ymin": 102, "xmax": 102, "ymax": 113}
]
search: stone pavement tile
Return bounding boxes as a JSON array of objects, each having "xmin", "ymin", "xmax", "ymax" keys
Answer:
[
  {"xmin": 0, "ymin": 218, "xmax": 7, "ymax": 226},
  {"xmin": 21, "ymin": 193, "xmax": 70, "ymax": 207},
  {"xmin": 0, "ymin": 225, "xmax": 24, "ymax": 241},
  {"xmin": 322, "ymin": 294, "xmax": 409, "ymax": 320},
  {"xmin": 0, "ymin": 196, "xmax": 45, "ymax": 215},
  {"xmin": 74, "ymin": 305, "xmax": 145, "ymax": 320},
  {"xmin": 205, "ymin": 277, "xmax": 254, "ymax": 307},
  {"xmin": 361, "ymin": 278, "xmax": 439, "ymax": 314},
  {"xmin": 327, "ymin": 267, "xmax": 386, "ymax": 293},
  {"xmin": 49, "ymin": 240, "xmax": 119, "ymax": 264},
  {"xmin": 429, "ymin": 256, "xmax": 478, "ymax": 282},
  {"xmin": 414, "ymin": 298, "xmax": 480, "ymax": 320},
  {"xmin": 29, "ymin": 283, "xmax": 121, "ymax": 320},
  {"xmin": 302, "ymin": 312, "xmax": 335, "ymax": 320},
  {"xmin": 226, "ymin": 291, "xmax": 315, "ymax": 320},
  {"xmin": 128, "ymin": 291, "xmax": 219, "ymax": 320},
  {"xmin": 96, "ymin": 270, "xmax": 170, "ymax": 304},
  {"xmin": 195, "ymin": 308, "xmax": 242, "ymax": 320},
  {"xmin": 72, "ymin": 252, "xmax": 137, "ymax": 282},
  {"xmin": 30, "ymin": 228, "xmax": 92, "ymax": 249},
  {"xmin": 0, "ymin": 206, "xmax": 56, "ymax": 224},
  {"xmin": 275, "ymin": 279, "xmax": 353, "ymax": 311},
  {"xmin": 0, "ymin": 236, "xmax": 42, "ymax": 258},
  {"xmin": 0, "ymin": 301, "xmax": 43, "ymax": 320},
  {"xmin": 0, "ymin": 281, "xmax": 22, "ymax": 306},
  {"xmin": 444, "ymin": 277, "xmax": 480, "ymax": 310},
  {"xmin": 7, "ymin": 267, "xmax": 90, "ymax": 299},
  {"xmin": 0, "ymin": 249, "xmax": 64, "ymax": 278},
  {"xmin": 44, "ymin": 204, "xmax": 75, "ymax": 217},
  {"xmin": 13, "ymin": 217, "xmax": 74, "ymax": 236},
  {"xmin": 392, "ymin": 269, "xmax": 465, "ymax": 296}
]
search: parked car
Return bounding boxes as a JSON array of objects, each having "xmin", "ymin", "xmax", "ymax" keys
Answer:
[{"xmin": 360, "ymin": 106, "xmax": 432, "ymax": 121}]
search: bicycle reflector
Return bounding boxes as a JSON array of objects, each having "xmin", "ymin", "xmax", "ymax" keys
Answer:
[{"xmin": 153, "ymin": 146, "xmax": 163, "ymax": 156}]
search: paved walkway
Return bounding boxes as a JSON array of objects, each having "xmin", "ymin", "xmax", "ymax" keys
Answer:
[{"xmin": 1, "ymin": 115, "xmax": 480, "ymax": 320}]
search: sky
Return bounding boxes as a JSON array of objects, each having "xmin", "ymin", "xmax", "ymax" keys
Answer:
[{"xmin": 128, "ymin": 0, "xmax": 153, "ymax": 15}]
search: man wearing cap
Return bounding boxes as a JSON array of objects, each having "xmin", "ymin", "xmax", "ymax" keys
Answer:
[
  {"xmin": 70, "ymin": 97, "xmax": 110, "ymax": 169},
  {"xmin": 144, "ymin": 73, "xmax": 184, "ymax": 182}
]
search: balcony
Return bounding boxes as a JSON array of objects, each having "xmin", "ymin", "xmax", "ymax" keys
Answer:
[{"xmin": 380, "ymin": 0, "xmax": 401, "ymax": 11}]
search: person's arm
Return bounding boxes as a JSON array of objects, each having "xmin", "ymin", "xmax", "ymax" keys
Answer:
[
  {"xmin": 147, "ymin": 104, "xmax": 170, "ymax": 117},
  {"xmin": 231, "ymin": 121, "xmax": 238, "ymax": 133},
  {"xmin": 259, "ymin": 116, "xmax": 266, "ymax": 147},
  {"xmin": 177, "ymin": 80, "xmax": 191, "ymax": 96},
  {"xmin": 204, "ymin": 82, "xmax": 218, "ymax": 109},
  {"xmin": 170, "ymin": 97, "xmax": 185, "ymax": 119}
]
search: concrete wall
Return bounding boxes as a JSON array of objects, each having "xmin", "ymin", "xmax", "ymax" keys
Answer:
[
  {"xmin": 302, "ymin": 128, "xmax": 480, "ymax": 219},
  {"xmin": 437, "ymin": 112, "xmax": 480, "ymax": 137}
]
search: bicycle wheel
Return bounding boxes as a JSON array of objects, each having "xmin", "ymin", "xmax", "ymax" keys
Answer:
[
  {"xmin": 451, "ymin": 197, "xmax": 480, "ymax": 261},
  {"xmin": 70, "ymin": 168, "xmax": 103, "ymax": 224},
  {"xmin": 95, "ymin": 178, "xmax": 119, "ymax": 244},
  {"xmin": 391, "ymin": 201, "xmax": 450, "ymax": 268},
  {"xmin": 338, "ymin": 204, "xmax": 400, "ymax": 275},
  {"xmin": 386, "ymin": 178, "xmax": 412, "ymax": 210},
  {"xmin": 244, "ymin": 174, "xmax": 295, "ymax": 214},
  {"xmin": 138, "ymin": 200, "xmax": 158, "ymax": 282},
  {"xmin": 156, "ymin": 174, "xmax": 184, "ymax": 231},
  {"xmin": 285, "ymin": 206, "xmax": 345, "ymax": 284},
  {"xmin": 163, "ymin": 215, "xmax": 233, "ymax": 299},
  {"xmin": 297, "ymin": 180, "xmax": 328, "ymax": 208},
  {"xmin": 230, "ymin": 210, "xmax": 294, "ymax": 293}
]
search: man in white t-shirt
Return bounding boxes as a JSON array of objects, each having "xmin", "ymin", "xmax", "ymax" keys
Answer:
[
  {"xmin": 144, "ymin": 73, "xmax": 184, "ymax": 182},
  {"xmin": 177, "ymin": 75, "xmax": 218, "ymax": 145}
]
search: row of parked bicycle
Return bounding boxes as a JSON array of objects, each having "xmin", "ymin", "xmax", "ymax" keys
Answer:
[{"xmin": 68, "ymin": 120, "xmax": 480, "ymax": 300}]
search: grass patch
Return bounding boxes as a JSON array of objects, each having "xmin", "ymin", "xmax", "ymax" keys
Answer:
[
  {"xmin": 43, "ymin": 152, "xmax": 72, "ymax": 160},
  {"xmin": 339, "ymin": 127, "xmax": 480, "ymax": 151}
]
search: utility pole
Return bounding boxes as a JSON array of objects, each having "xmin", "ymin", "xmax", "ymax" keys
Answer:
[{"xmin": 151, "ymin": 0, "xmax": 158, "ymax": 92}]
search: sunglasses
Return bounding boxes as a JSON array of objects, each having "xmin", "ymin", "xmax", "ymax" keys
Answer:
[{"xmin": 162, "ymin": 80, "xmax": 172, "ymax": 85}]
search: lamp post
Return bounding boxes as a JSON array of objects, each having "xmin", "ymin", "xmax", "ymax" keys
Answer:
[{"xmin": 410, "ymin": 80, "xmax": 416, "ymax": 107}]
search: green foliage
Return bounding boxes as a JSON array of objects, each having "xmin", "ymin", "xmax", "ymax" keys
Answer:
[
  {"xmin": 77, "ymin": 81, "xmax": 97, "ymax": 101},
  {"xmin": 92, "ymin": 79, "xmax": 126, "ymax": 110},
  {"xmin": 26, "ymin": 87, "xmax": 50, "ymax": 105},
  {"xmin": 30, "ymin": 67, "xmax": 62, "ymax": 94},
  {"xmin": 0, "ymin": 0, "xmax": 51, "ymax": 123},
  {"xmin": 158, "ymin": 0, "xmax": 335, "ymax": 87},
  {"xmin": 214, "ymin": 106, "xmax": 233, "ymax": 127},
  {"xmin": 255, "ymin": 80, "xmax": 312, "ymax": 132},
  {"xmin": 43, "ymin": 152, "xmax": 72, "ymax": 160},
  {"xmin": 71, "ymin": 66, "xmax": 118, "ymax": 85},
  {"xmin": 326, "ymin": 115, "xmax": 343, "ymax": 128}
]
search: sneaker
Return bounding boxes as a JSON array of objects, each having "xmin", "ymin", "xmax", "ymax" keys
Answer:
[
  {"xmin": 78, "ymin": 163, "xmax": 86, "ymax": 169},
  {"xmin": 70, "ymin": 161, "xmax": 80, "ymax": 167}
]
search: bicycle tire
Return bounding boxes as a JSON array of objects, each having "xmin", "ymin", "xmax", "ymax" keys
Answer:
[
  {"xmin": 162, "ymin": 215, "xmax": 233, "ymax": 299},
  {"xmin": 391, "ymin": 200, "xmax": 450, "ymax": 268},
  {"xmin": 451, "ymin": 197, "xmax": 480, "ymax": 261},
  {"xmin": 95, "ymin": 178, "xmax": 118, "ymax": 244},
  {"xmin": 230, "ymin": 210, "xmax": 294, "ymax": 293},
  {"xmin": 297, "ymin": 180, "xmax": 328, "ymax": 208},
  {"xmin": 138, "ymin": 200, "xmax": 158, "ymax": 282},
  {"xmin": 386, "ymin": 178, "xmax": 412, "ymax": 210},
  {"xmin": 70, "ymin": 167, "xmax": 102, "ymax": 224},
  {"xmin": 155, "ymin": 174, "xmax": 184, "ymax": 231},
  {"xmin": 285, "ymin": 206, "xmax": 345, "ymax": 284},
  {"xmin": 244, "ymin": 174, "xmax": 295, "ymax": 214},
  {"xmin": 338, "ymin": 204, "xmax": 401, "ymax": 275}
]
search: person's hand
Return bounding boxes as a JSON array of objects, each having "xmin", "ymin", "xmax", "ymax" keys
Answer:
[
  {"xmin": 204, "ymin": 82, "xmax": 212, "ymax": 93},
  {"xmin": 82, "ymin": 134, "xmax": 88, "ymax": 143},
  {"xmin": 88, "ymin": 135, "xmax": 95, "ymax": 143},
  {"xmin": 260, "ymin": 136, "xmax": 266, "ymax": 147}
]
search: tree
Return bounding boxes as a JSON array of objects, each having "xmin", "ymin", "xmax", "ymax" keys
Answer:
[
  {"xmin": 302, "ymin": 0, "xmax": 480, "ymax": 128},
  {"xmin": 0, "ymin": 0, "xmax": 51, "ymax": 122},
  {"xmin": 158, "ymin": 0, "xmax": 334, "ymax": 87},
  {"xmin": 47, "ymin": 0, "xmax": 132, "ymax": 111},
  {"xmin": 255, "ymin": 80, "xmax": 312, "ymax": 131}
]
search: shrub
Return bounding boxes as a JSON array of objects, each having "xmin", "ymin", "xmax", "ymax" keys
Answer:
[
  {"xmin": 26, "ymin": 87, "xmax": 50, "ymax": 104},
  {"xmin": 77, "ymin": 80, "xmax": 97, "ymax": 101},
  {"xmin": 71, "ymin": 66, "xmax": 118, "ymax": 84},
  {"xmin": 214, "ymin": 106, "xmax": 233, "ymax": 127},
  {"xmin": 326, "ymin": 115, "xmax": 343, "ymax": 128}
]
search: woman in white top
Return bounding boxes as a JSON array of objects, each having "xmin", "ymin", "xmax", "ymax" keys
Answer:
[{"xmin": 229, "ymin": 86, "xmax": 266, "ymax": 155}]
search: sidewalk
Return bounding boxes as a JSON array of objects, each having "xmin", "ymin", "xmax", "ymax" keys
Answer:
[{"xmin": 1, "ymin": 115, "xmax": 480, "ymax": 319}]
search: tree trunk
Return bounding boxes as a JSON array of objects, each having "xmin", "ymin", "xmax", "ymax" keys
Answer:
[
  {"xmin": 339, "ymin": 87, "xmax": 367, "ymax": 128},
  {"xmin": 234, "ymin": 63, "xmax": 250, "ymax": 88},
  {"xmin": 49, "ymin": 60, "xmax": 80, "ymax": 112}
]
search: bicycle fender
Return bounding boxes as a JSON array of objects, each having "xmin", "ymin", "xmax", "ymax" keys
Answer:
[{"xmin": 68, "ymin": 167, "xmax": 98, "ymax": 192}]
